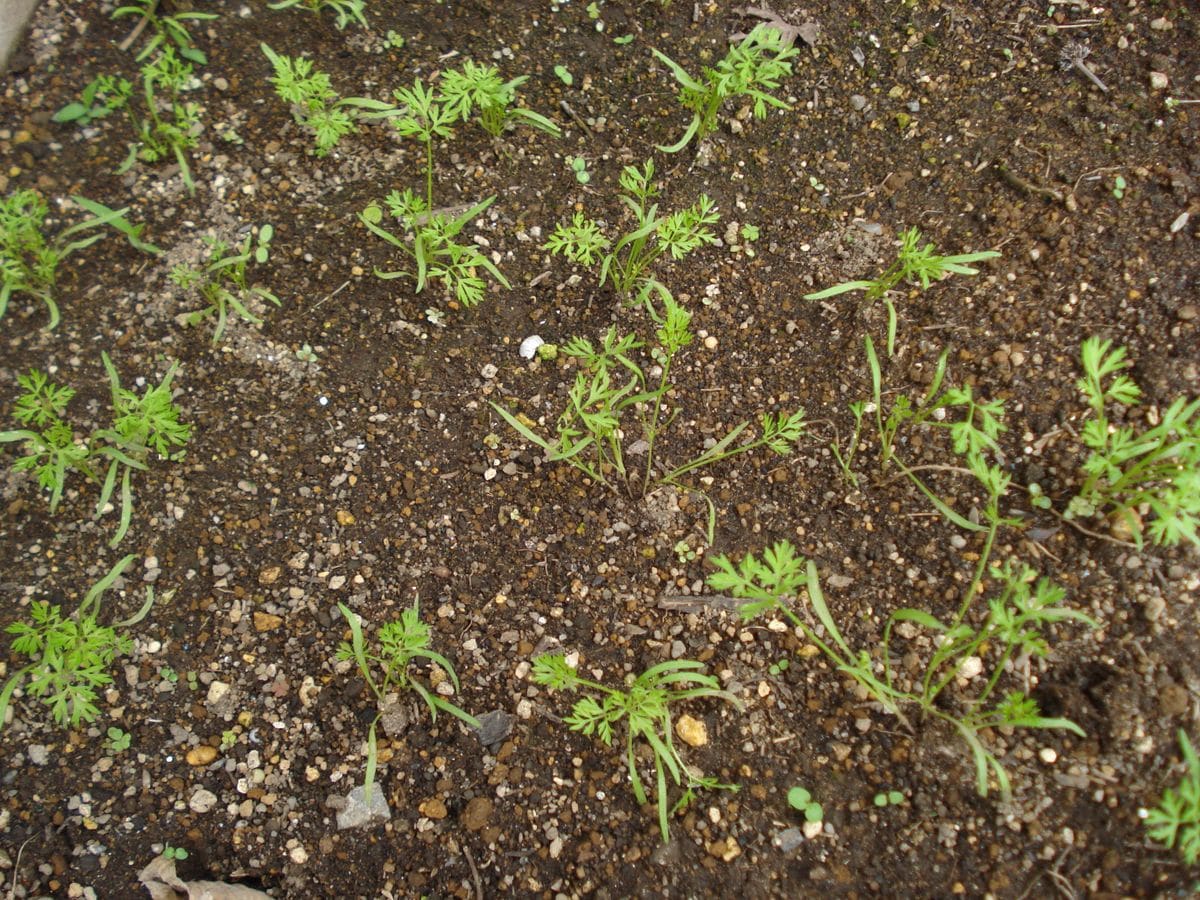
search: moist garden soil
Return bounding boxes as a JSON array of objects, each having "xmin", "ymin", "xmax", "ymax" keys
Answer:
[{"xmin": 1, "ymin": 0, "xmax": 1199, "ymax": 897}]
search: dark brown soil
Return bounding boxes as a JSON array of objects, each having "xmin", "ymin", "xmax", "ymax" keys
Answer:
[{"xmin": 1, "ymin": 0, "xmax": 1198, "ymax": 897}]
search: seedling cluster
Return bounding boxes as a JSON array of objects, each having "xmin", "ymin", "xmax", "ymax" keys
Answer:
[{"xmin": 1, "ymin": 2, "xmax": 1195, "ymax": 881}]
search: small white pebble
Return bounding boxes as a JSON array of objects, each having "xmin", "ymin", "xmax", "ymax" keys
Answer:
[
  {"xmin": 703, "ymin": 335, "xmax": 718, "ymax": 350},
  {"xmin": 519, "ymin": 335, "xmax": 545, "ymax": 359},
  {"xmin": 1039, "ymin": 748, "xmax": 1058, "ymax": 765}
]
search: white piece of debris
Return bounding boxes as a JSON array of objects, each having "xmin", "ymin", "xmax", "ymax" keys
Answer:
[
  {"xmin": 519, "ymin": 335, "xmax": 545, "ymax": 359},
  {"xmin": 1170, "ymin": 212, "xmax": 1189, "ymax": 233},
  {"xmin": 139, "ymin": 857, "xmax": 271, "ymax": 899}
]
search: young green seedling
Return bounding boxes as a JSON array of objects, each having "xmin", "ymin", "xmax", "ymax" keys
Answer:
[
  {"xmin": 54, "ymin": 74, "xmax": 134, "ymax": 126},
  {"xmin": 1144, "ymin": 731, "xmax": 1200, "ymax": 865},
  {"xmin": 1067, "ymin": 337, "xmax": 1199, "ymax": 547},
  {"xmin": 351, "ymin": 74, "xmax": 512, "ymax": 306},
  {"xmin": 0, "ymin": 355, "xmax": 190, "ymax": 547},
  {"xmin": 438, "ymin": 60, "xmax": 561, "ymax": 138},
  {"xmin": 532, "ymin": 653, "xmax": 741, "ymax": 842},
  {"xmin": 805, "ymin": 227, "xmax": 999, "ymax": 356},
  {"xmin": 787, "ymin": 787, "xmax": 824, "ymax": 823},
  {"xmin": 114, "ymin": 46, "xmax": 204, "ymax": 195},
  {"xmin": 543, "ymin": 159, "xmax": 718, "ymax": 314},
  {"xmin": 709, "ymin": 540, "xmax": 1096, "ymax": 799},
  {"xmin": 0, "ymin": 555, "xmax": 162, "ymax": 731},
  {"xmin": 1, "ymin": 190, "xmax": 160, "ymax": 329},
  {"xmin": 112, "ymin": 0, "xmax": 217, "ymax": 65},
  {"xmin": 106, "ymin": 726, "xmax": 132, "ymax": 753},
  {"xmin": 652, "ymin": 23, "xmax": 799, "ymax": 153},
  {"xmin": 268, "ymin": 0, "xmax": 368, "ymax": 30},
  {"xmin": 336, "ymin": 601, "xmax": 479, "ymax": 803},
  {"xmin": 261, "ymin": 44, "xmax": 358, "ymax": 156},
  {"xmin": 170, "ymin": 224, "xmax": 281, "ymax": 343},
  {"xmin": 491, "ymin": 294, "xmax": 805, "ymax": 541}
]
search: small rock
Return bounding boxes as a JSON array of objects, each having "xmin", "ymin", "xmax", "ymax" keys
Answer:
[
  {"xmin": 1177, "ymin": 303, "xmax": 1198, "ymax": 321},
  {"xmin": 480, "ymin": 363, "xmax": 498, "ymax": 380},
  {"xmin": 253, "ymin": 612, "xmax": 284, "ymax": 632},
  {"xmin": 27, "ymin": 745, "xmax": 49, "ymax": 766},
  {"xmin": 1149, "ymin": 71, "xmax": 1169, "ymax": 90},
  {"xmin": 707, "ymin": 837, "xmax": 741, "ymax": 861},
  {"xmin": 189, "ymin": 788, "xmax": 219, "ymax": 813},
  {"xmin": 461, "ymin": 796, "xmax": 494, "ymax": 831},
  {"xmin": 1149, "ymin": 16, "xmax": 1172, "ymax": 30},
  {"xmin": 258, "ymin": 566, "xmax": 281, "ymax": 586},
  {"xmin": 850, "ymin": 94, "xmax": 868, "ymax": 111},
  {"xmin": 675, "ymin": 714, "xmax": 708, "ymax": 747},
  {"xmin": 803, "ymin": 820, "xmax": 823, "ymax": 839},
  {"xmin": 206, "ymin": 681, "xmax": 236, "ymax": 717},
  {"xmin": 1160, "ymin": 683, "xmax": 1190, "ymax": 717},
  {"xmin": 775, "ymin": 827, "xmax": 806, "ymax": 852},
  {"xmin": 336, "ymin": 785, "xmax": 392, "ymax": 830},
  {"xmin": 420, "ymin": 797, "xmax": 448, "ymax": 819},
  {"xmin": 336, "ymin": 509, "xmax": 355, "ymax": 526},
  {"xmin": 186, "ymin": 745, "xmax": 218, "ymax": 766},
  {"xmin": 473, "ymin": 709, "xmax": 514, "ymax": 748},
  {"xmin": 289, "ymin": 845, "xmax": 308, "ymax": 865}
]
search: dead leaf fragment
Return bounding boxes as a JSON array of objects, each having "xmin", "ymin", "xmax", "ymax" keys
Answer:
[
  {"xmin": 139, "ymin": 856, "xmax": 272, "ymax": 899},
  {"xmin": 732, "ymin": 4, "xmax": 820, "ymax": 47}
]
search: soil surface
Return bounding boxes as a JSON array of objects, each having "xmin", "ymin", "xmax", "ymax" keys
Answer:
[{"xmin": 1, "ymin": 0, "xmax": 1198, "ymax": 897}]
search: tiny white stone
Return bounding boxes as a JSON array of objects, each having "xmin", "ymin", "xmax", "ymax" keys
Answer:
[
  {"xmin": 519, "ymin": 335, "xmax": 545, "ymax": 359},
  {"xmin": 803, "ymin": 820, "xmax": 823, "ymax": 839},
  {"xmin": 480, "ymin": 363, "xmax": 498, "ymax": 379},
  {"xmin": 1039, "ymin": 747, "xmax": 1058, "ymax": 765},
  {"xmin": 957, "ymin": 656, "xmax": 984, "ymax": 679},
  {"xmin": 290, "ymin": 845, "xmax": 309, "ymax": 865}
]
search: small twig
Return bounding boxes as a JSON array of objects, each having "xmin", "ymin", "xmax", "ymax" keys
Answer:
[
  {"xmin": 995, "ymin": 162, "xmax": 1065, "ymax": 202},
  {"xmin": 557, "ymin": 100, "xmax": 593, "ymax": 138},
  {"xmin": 7, "ymin": 837, "xmax": 34, "ymax": 900},
  {"xmin": 463, "ymin": 845, "xmax": 483, "ymax": 900},
  {"xmin": 117, "ymin": 0, "xmax": 158, "ymax": 52},
  {"xmin": 311, "ymin": 279, "xmax": 350, "ymax": 312},
  {"xmin": 1059, "ymin": 42, "xmax": 1109, "ymax": 93}
]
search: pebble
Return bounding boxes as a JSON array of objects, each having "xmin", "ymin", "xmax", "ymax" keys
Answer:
[
  {"xmin": 519, "ymin": 335, "xmax": 545, "ymax": 359},
  {"xmin": 336, "ymin": 785, "xmax": 391, "ymax": 830},
  {"xmin": 480, "ymin": 363, "xmax": 498, "ymax": 379},
  {"xmin": 420, "ymin": 797, "xmax": 448, "ymax": 819},
  {"xmin": 707, "ymin": 837, "xmax": 741, "ymax": 861},
  {"xmin": 850, "ymin": 94, "xmax": 867, "ymax": 111},
  {"xmin": 1038, "ymin": 748, "xmax": 1058, "ymax": 765},
  {"xmin": 258, "ymin": 566, "xmax": 281, "ymax": 585},
  {"xmin": 1177, "ymin": 303, "xmax": 1198, "ymax": 321},
  {"xmin": 1149, "ymin": 16, "xmax": 1172, "ymax": 30},
  {"xmin": 189, "ymin": 788, "xmax": 219, "ymax": 813},
  {"xmin": 289, "ymin": 845, "xmax": 309, "ymax": 865},
  {"xmin": 675, "ymin": 715, "xmax": 708, "ymax": 747},
  {"xmin": 1160, "ymin": 683, "xmax": 1190, "ymax": 717},
  {"xmin": 206, "ymin": 681, "xmax": 235, "ymax": 716},
  {"xmin": 803, "ymin": 820, "xmax": 823, "ymax": 839},
  {"xmin": 253, "ymin": 612, "xmax": 284, "ymax": 632},
  {"xmin": 336, "ymin": 510, "xmax": 356, "ymax": 526},
  {"xmin": 775, "ymin": 827, "xmax": 805, "ymax": 852},
  {"xmin": 187, "ymin": 745, "xmax": 218, "ymax": 766},
  {"xmin": 1149, "ymin": 71, "xmax": 1169, "ymax": 90},
  {"xmin": 461, "ymin": 796, "xmax": 494, "ymax": 831},
  {"xmin": 27, "ymin": 745, "xmax": 49, "ymax": 766},
  {"xmin": 329, "ymin": 575, "xmax": 346, "ymax": 590}
]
